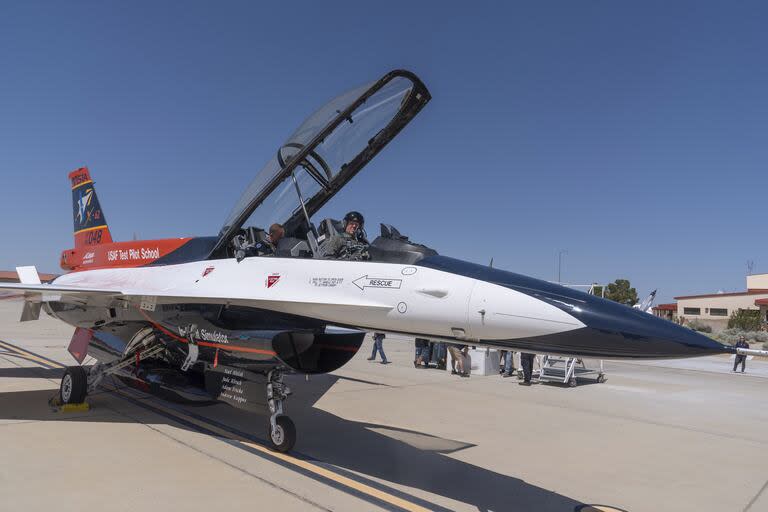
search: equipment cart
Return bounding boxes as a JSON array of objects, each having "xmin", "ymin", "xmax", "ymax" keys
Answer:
[{"xmin": 537, "ymin": 356, "xmax": 606, "ymax": 387}]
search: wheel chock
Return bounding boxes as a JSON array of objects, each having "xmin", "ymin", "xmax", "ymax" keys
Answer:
[
  {"xmin": 61, "ymin": 402, "xmax": 90, "ymax": 413},
  {"xmin": 48, "ymin": 395, "xmax": 90, "ymax": 412}
]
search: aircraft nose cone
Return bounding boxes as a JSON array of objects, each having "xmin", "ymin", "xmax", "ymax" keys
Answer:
[
  {"xmin": 531, "ymin": 293, "xmax": 731, "ymax": 359},
  {"xmin": 415, "ymin": 256, "xmax": 732, "ymax": 359}
]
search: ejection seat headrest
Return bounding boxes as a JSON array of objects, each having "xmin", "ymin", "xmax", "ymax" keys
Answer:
[{"xmin": 319, "ymin": 218, "xmax": 344, "ymax": 238}]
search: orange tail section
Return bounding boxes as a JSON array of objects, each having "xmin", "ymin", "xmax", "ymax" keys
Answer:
[{"xmin": 69, "ymin": 167, "xmax": 113, "ymax": 248}]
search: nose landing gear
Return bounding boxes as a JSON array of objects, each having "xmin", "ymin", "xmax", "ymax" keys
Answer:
[{"xmin": 266, "ymin": 368, "xmax": 296, "ymax": 453}]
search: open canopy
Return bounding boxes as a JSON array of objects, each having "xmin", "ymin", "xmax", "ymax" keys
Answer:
[{"xmin": 211, "ymin": 70, "xmax": 431, "ymax": 256}]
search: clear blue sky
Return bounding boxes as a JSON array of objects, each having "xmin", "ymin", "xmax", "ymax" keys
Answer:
[{"xmin": 1, "ymin": 1, "xmax": 766, "ymax": 303}]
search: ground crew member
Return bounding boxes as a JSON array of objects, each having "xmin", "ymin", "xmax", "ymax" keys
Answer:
[
  {"xmin": 520, "ymin": 352, "xmax": 535, "ymax": 385},
  {"xmin": 501, "ymin": 350, "xmax": 516, "ymax": 378},
  {"xmin": 367, "ymin": 332, "xmax": 388, "ymax": 364},
  {"xmin": 733, "ymin": 335, "xmax": 749, "ymax": 373}
]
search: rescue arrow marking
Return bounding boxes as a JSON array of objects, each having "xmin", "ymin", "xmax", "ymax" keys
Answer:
[{"xmin": 353, "ymin": 275, "xmax": 403, "ymax": 291}]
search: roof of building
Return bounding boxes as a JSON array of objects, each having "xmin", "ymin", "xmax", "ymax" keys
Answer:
[
  {"xmin": 674, "ymin": 289, "xmax": 768, "ymax": 300},
  {"xmin": 653, "ymin": 303, "xmax": 677, "ymax": 311},
  {"xmin": 0, "ymin": 270, "xmax": 58, "ymax": 283},
  {"xmin": 755, "ymin": 298, "xmax": 768, "ymax": 306}
]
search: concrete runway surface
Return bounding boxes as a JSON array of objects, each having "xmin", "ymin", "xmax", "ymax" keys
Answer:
[{"xmin": 0, "ymin": 300, "xmax": 766, "ymax": 512}]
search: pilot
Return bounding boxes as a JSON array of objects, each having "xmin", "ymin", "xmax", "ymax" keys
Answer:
[
  {"xmin": 268, "ymin": 223, "xmax": 285, "ymax": 247},
  {"xmin": 248, "ymin": 223, "xmax": 284, "ymax": 257},
  {"xmin": 330, "ymin": 211, "xmax": 369, "ymax": 260},
  {"xmin": 342, "ymin": 211, "xmax": 367, "ymax": 243}
]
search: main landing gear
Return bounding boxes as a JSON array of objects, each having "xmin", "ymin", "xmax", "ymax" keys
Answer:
[
  {"xmin": 60, "ymin": 366, "xmax": 88, "ymax": 404},
  {"xmin": 58, "ymin": 343, "xmax": 165, "ymax": 405},
  {"xmin": 266, "ymin": 368, "xmax": 296, "ymax": 453}
]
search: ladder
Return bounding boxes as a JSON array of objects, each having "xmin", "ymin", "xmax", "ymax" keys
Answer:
[{"xmin": 538, "ymin": 355, "xmax": 606, "ymax": 387}]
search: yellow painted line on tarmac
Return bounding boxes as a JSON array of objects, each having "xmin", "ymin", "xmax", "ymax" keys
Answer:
[
  {"xmin": 575, "ymin": 506, "xmax": 629, "ymax": 512},
  {"xmin": 0, "ymin": 340, "xmax": 62, "ymax": 369},
  {"xmin": 239, "ymin": 440, "xmax": 431, "ymax": 512},
  {"xmin": 109, "ymin": 386, "xmax": 432, "ymax": 512},
  {"xmin": 0, "ymin": 339, "xmax": 434, "ymax": 512},
  {"xmin": 0, "ymin": 351, "xmax": 58, "ymax": 367}
]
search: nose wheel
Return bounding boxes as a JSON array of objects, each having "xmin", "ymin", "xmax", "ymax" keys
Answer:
[
  {"xmin": 268, "ymin": 415, "xmax": 296, "ymax": 453},
  {"xmin": 266, "ymin": 368, "xmax": 296, "ymax": 453}
]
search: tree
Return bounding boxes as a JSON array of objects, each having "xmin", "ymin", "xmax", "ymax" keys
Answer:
[
  {"xmin": 603, "ymin": 279, "xmax": 638, "ymax": 306},
  {"xmin": 727, "ymin": 309, "xmax": 762, "ymax": 331}
]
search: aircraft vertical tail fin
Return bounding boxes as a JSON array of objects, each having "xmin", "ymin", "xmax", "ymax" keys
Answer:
[
  {"xmin": 16, "ymin": 266, "xmax": 42, "ymax": 322},
  {"xmin": 69, "ymin": 167, "xmax": 113, "ymax": 248}
]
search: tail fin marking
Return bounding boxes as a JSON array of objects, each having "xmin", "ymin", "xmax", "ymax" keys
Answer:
[{"xmin": 69, "ymin": 167, "xmax": 113, "ymax": 248}]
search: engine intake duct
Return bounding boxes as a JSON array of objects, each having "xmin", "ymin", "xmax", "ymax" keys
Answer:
[{"xmin": 272, "ymin": 329, "xmax": 365, "ymax": 374}]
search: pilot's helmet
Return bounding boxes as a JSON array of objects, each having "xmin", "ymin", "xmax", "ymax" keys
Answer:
[{"xmin": 343, "ymin": 211, "xmax": 365, "ymax": 228}]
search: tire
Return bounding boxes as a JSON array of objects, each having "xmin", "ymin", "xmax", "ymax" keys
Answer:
[
  {"xmin": 568, "ymin": 377, "xmax": 577, "ymax": 388},
  {"xmin": 268, "ymin": 416, "xmax": 296, "ymax": 453},
  {"xmin": 597, "ymin": 374, "xmax": 607, "ymax": 384},
  {"xmin": 60, "ymin": 366, "xmax": 88, "ymax": 404}
]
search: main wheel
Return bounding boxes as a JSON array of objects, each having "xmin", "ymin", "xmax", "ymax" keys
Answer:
[
  {"xmin": 268, "ymin": 416, "xmax": 296, "ymax": 453},
  {"xmin": 597, "ymin": 374, "xmax": 607, "ymax": 383},
  {"xmin": 568, "ymin": 377, "xmax": 577, "ymax": 388},
  {"xmin": 60, "ymin": 366, "xmax": 88, "ymax": 404}
]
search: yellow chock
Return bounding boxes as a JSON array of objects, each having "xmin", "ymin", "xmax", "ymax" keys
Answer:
[
  {"xmin": 60, "ymin": 402, "xmax": 90, "ymax": 413},
  {"xmin": 48, "ymin": 395, "xmax": 90, "ymax": 412}
]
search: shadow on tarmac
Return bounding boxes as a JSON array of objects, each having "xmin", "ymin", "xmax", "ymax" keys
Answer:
[{"xmin": 0, "ymin": 365, "xmax": 584, "ymax": 512}]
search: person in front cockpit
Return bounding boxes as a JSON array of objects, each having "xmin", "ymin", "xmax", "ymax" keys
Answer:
[
  {"xmin": 342, "ymin": 211, "xmax": 367, "ymax": 244},
  {"xmin": 328, "ymin": 211, "xmax": 369, "ymax": 260}
]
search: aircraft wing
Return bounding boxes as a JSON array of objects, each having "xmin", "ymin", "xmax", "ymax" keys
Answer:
[
  {"xmin": 0, "ymin": 280, "xmax": 125, "ymax": 322},
  {"xmin": 0, "ymin": 283, "xmax": 121, "ymax": 296},
  {"xmin": 0, "ymin": 282, "xmax": 392, "ymax": 323}
]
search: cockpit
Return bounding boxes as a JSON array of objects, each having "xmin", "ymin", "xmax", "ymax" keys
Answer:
[{"xmin": 207, "ymin": 70, "xmax": 437, "ymax": 265}]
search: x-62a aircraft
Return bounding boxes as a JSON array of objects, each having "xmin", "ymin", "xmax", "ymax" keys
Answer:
[{"xmin": 0, "ymin": 70, "xmax": 739, "ymax": 452}]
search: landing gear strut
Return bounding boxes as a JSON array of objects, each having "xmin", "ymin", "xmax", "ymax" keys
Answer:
[
  {"xmin": 266, "ymin": 368, "xmax": 296, "ymax": 452},
  {"xmin": 58, "ymin": 343, "xmax": 166, "ymax": 405}
]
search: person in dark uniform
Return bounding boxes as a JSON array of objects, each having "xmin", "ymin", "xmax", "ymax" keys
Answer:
[
  {"xmin": 520, "ymin": 352, "xmax": 535, "ymax": 385},
  {"xmin": 733, "ymin": 335, "xmax": 749, "ymax": 373}
]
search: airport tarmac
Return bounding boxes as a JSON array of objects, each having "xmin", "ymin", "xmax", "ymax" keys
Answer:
[{"xmin": 1, "ymin": 299, "xmax": 767, "ymax": 512}]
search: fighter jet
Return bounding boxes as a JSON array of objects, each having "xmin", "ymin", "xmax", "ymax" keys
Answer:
[
  {"xmin": 0, "ymin": 70, "xmax": 747, "ymax": 452},
  {"xmin": 633, "ymin": 290, "xmax": 657, "ymax": 313}
]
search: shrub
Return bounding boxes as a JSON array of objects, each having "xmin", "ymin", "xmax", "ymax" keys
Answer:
[
  {"xmin": 727, "ymin": 309, "xmax": 762, "ymax": 331},
  {"xmin": 686, "ymin": 319, "xmax": 712, "ymax": 333},
  {"xmin": 716, "ymin": 328, "xmax": 768, "ymax": 345}
]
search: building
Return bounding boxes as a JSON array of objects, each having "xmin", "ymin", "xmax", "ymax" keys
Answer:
[
  {"xmin": 673, "ymin": 273, "xmax": 768, "ymax": 332},
  {"xmin": 753, "ymin": 298, "xmax": 768, "ymax": 325},
  {"xmin": 652, "ymin": 303, "xmax": 677, "ymax": 322},
  {"xmin": 0, "ymin": 270, "xmax": 58, "ymax": 283}
]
